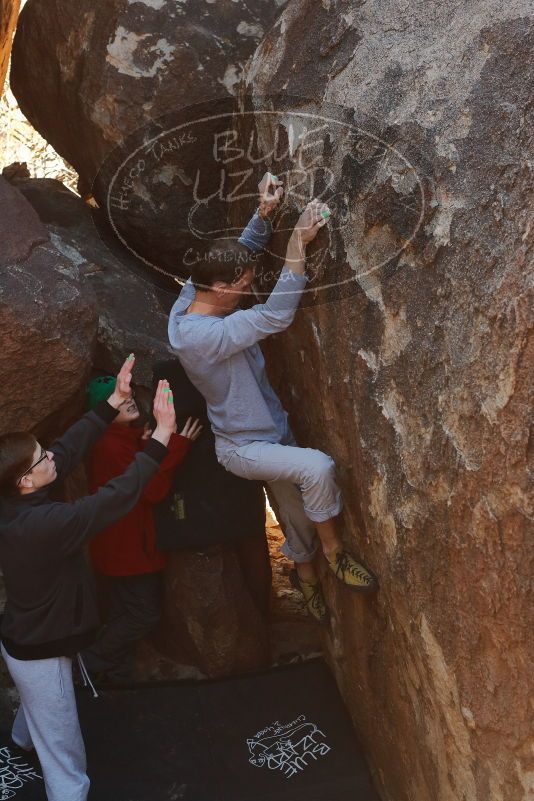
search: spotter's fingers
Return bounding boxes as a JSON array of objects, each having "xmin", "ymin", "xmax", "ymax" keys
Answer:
[{"xmin": 153, "ymin": 379, "xmax": 166, "ymax": 413}]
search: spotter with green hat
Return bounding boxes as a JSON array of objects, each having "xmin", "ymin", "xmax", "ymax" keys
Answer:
[{"xmin": 86, "ymin": 376, "xmax": 117, "ymax": 411}]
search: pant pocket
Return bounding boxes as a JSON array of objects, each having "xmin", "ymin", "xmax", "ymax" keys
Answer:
[
  {"xmin": 230, "ymin": 444, "xmax": 285, "ymax": 483},
  {"xmin": 56, "ymin": 659, "xmax": 65, "ymax": 699}
]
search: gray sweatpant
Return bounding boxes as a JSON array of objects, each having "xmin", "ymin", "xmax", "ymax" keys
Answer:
[
  {"xmin": 1, "ymin": 643, "xmax": 90, "ymax": 801},
  {"xmin": 223, "ymin": 434, "xmax": 343, "ymax": 563}
]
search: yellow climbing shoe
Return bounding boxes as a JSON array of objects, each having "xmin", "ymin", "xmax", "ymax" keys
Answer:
[
  {"xmin": 289, "ymin": 569, "xmax": 329, "ymax": 625},
  {"xmin": 326, "ymin": 549, "xmax": 378, "ymax": 592}
]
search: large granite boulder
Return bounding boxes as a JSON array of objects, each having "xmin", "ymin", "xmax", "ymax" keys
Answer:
[
  {"xmin": 236, "ymin": 2, "xmax": 534, "ymax": 800},
  {"xmin": 10, "ymin": 0, "xmax": 287, "ymax": 280},
  {"xmin": 150, "ymin": 541, "xmax": 271, "ymax": 678},
  {"xmin": 13, "ymin": 176, "xmax": 175, "ymax": 387},
  {"xmin": 0, "ymin": 176, "xmax": 97, "ymax": 437},
  {"xmin": 0, "ymin": 0, "xmax": 19, "ymax": 93},
  {"xmin": 0, "ymin": 176, "xmax": 96, "ymax": 707}
]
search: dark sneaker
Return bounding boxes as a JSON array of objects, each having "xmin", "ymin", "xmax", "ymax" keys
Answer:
[
  {"xmin": 326, "ymin": 549, "xmax": 378, "ymax": 592},
  {"xmin": 289, "ymin": 569, "xmax": 329, "ymax": 624}
]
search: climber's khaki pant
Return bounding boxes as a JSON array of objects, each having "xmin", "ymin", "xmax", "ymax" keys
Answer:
[{"xmin": 223, "ymin": 434, "xmax": 343, "ymax": 563}]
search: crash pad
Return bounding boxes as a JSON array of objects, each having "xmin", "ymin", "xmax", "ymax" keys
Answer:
[{"xmin": 0, "ymin": 659, "xmax": 380, "ymax": 801}]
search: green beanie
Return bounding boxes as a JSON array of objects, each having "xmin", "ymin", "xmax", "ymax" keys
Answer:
[{"xmin": 87, "ymin": 376, "xmax": 116, "ymax": 410}]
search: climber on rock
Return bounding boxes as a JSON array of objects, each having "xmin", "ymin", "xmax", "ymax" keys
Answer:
[
  {"xmin": 0, "ymin": 355, "xmax": 178, "ymax": 801},
  {"xmin": 168, "ymin": 172, "xmax": 377, "ymax": 624}
]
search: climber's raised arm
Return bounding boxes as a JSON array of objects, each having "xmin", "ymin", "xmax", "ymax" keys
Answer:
[
  {"xmin": 169, "ymin": 200, "xmax": 330, "ymax": 362},
  {"xmin": 238, "ymin": 171, "xmax": 283, "ymax": 252},
  {"xmin": 169, "ymin": 171, "xmax": 284, "ymax": 332}
]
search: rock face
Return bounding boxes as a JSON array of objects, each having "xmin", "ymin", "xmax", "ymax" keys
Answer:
[
  {"xmin": 0, "ymin": 176, "xmax": 97, "ymax": 437},
  {"xmin": 150, "ymin": 540, "xmax": 272, "ymax": 678},
  {"xmin": 13, "ymin": 177, "xmax": 175, "ymax": 388},
  {"xmin": 0, "ymin": 176, "xmax": 96, "ymax": 706},
  {"xmin": 10, "ymin": 0, "xmax": 286, "ymax": 279},
  {"xmin": 0, "ymin": 0, "xmax": 19, "ymax": 93},
  {"xmin": 237, "ymin": 2, "xmax": 534, "ymax": 800}
]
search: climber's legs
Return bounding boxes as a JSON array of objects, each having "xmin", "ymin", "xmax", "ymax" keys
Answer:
[
  {"xmin": 224, "ymin": 438, "xmax": 341, "ymax": 566},
  {"xmin": 224, "ymin": 436, "xmax": 377, "ymax": 598}
]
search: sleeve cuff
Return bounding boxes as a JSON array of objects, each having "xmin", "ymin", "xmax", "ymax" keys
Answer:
[
  {"xmin": 280, "ymin": 265, "xmax": 308, "ymax": 288},
  {"xmin": 254, "ymin": 207, "xmax": 273, "ymax": 226},
  {"xmin": 238, "ymin": 209, "xmax": 273, "ymax": 251},
  {"xmin": 169, "ymin": 433, "xmax": 192, "ymax": 451},
  {"xmin": 143, "ymin": 438, "xmax": 169, "ymax": 464},
  {"xmin": 93, "ymin": 399, "xmax": 120, "ymax": 424}
]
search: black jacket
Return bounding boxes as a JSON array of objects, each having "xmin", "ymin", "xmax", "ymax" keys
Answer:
[
  {"xmin": 155, "ymin": 424, "xmax": 266, "ymax": 550},
  {"xmin": 0, "ymin": 401, "xmax": 167, "ymax": 660},
  {"xmin": 152, "ymin": 359, "xmax": 266, "ymax": 550}
]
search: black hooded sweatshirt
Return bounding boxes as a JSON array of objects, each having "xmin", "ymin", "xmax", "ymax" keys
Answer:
[{"xmin": 0, "ymin": 400, "xmax": 167, "ymax": 660}]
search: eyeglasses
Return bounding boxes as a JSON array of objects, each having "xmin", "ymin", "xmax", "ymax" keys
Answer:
[{"xmin": 17, "ymin": 447, "xmax": 48, "ymax": 485}]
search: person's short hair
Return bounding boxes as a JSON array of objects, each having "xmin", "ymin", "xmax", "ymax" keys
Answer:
[
  {"xmin": 0, "ymin": 432, "xmax": 38, "ymax": 497},
  {"xmin": 189, "ymin": 240, "xmax": 259, "ymax": 291}
]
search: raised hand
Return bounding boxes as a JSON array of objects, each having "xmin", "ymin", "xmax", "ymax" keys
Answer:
[
  {"xmin": 179, "ymin": 417, "xmax": 203, "ymax": 441},
  {"xmin": 258, "ymin": 171, "xmax": 284, "ymax": 219},
  {"xmin": 151, "ymin": 379, "xmax": 176, "ymax": 447},
  {"xmin": 107, "ymin": 353, "xmax": 135, "ymax": 409}
]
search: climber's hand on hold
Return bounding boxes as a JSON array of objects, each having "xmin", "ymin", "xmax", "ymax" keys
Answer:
[
  {"xmin": 258, "ymin": 171, "xmax": 283, "ymax": 219},
  {"xmin": 296, "ymin": 199, "xmax": 331, "ymax": 245},
  {"xmin": 284, "ymin": 199, "xmax": 329, "ymax": 272}
]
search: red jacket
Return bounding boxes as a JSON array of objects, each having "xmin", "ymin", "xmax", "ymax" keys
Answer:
[{"xmin": 88, "ymin": 424, "xmax": 190, "ymax": 576}]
